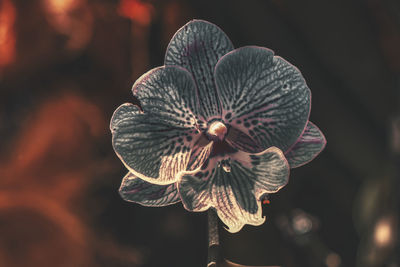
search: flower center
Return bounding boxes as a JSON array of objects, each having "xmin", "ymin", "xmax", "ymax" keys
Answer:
[{"xmin": 207, "ymin": 121, "xmax": 227, "ymax": 141}]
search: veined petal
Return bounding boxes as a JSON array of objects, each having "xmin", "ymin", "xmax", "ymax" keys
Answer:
[
  {"xmin": 285, "ymin": 121, "xmax": 326, "ymax": 168},
  {"xmin": 133, "ymin": 66, "xmax": 202, "ymax": 127},
  {"xmin": 215, "ymin": 46, "xmax": 311, "ymax": 152},
  {"xmin": 111, "ymin": 103, "xmax": 200, "ymax": 185},
  {"xmin": 165, "ymin": 20, "xmax": 234, "ymax": 119},
  {"xmin": 178, "ymin": 147, "xmax": 289, "ymax": 233},
  {"xmin": 111, "ymin": 66, "xmax": 206, "ymax": 184},
  {"xmin": 187, "ymin": 138, "xmax": 214, "ymax": 171},
  {"xmin": 225, "ymin": 126, "xmax": 262, "ymax": 154},
  {"xmin": 119, "ymin": 172, "xmax": 180, "ymax": 207}
]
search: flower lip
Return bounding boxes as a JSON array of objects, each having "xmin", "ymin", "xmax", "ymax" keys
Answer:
[{"xmin": 207, "ymin": 121, "xmax": 227, "ymax": 141}]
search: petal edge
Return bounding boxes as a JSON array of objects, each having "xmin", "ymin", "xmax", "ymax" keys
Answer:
[
  {"xmin": 119, "ymin": 172, "xmax": 180, "ymax": 207},
  {"xmin": 285, "ymin": 121, "xmax": 326, "ymax": 168},
  {"xmin": 178, "ymin": 146, "xmax": 289, "ymax": 233},
  {"xmin": 215, "ymin": 46, "xmax": 311, "ymax": 152}
]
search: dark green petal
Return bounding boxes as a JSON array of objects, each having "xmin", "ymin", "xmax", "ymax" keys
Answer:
[
  {"xmin": 165, "ymin": 20, "xmax": 234, "ymax": 119},
  {"xmin": 187, "ymin": 139, "xmax": 214, "ymax": 171},
  {"xmin": 215, "ymin": 46, "xmax": 311, "ymax": 152},
  {"xmin": 133, "ymin": 66, "xmax": 202, "ymax": 127},
  {"xmin": 285, "ymin": 121, "xmax": 326, "ymax": 168},
  {"xmin": 119, "ymin": 172, "xmax": 180, "ymax": 207},
  {"xmin": 111, "ymin": 66, "xmax": 205, "ymax": 184}
]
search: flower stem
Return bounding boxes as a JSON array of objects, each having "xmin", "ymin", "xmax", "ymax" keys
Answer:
[{"xmin": 208, "ymin": 209, "xmax": 220, "ymax": 267}]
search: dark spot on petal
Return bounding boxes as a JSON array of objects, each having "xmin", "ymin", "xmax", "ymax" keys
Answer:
[
  {"xmin": 244, "ymin": 122, "xmax": 251, "ymax": 128},
  {"xmin": 186, "ymin": 136, "xmax": 193, "ymax": 141},
  {"xmin": 201, "ymin": 159, "xmax": 209, "ymax": 170},
  {"xmin": 282, "ymin": 83, "xmax": 290, "ymax": 90},
  {"xmin": 250, "ymin": 155, "xmax": 258, "ymax": 160},
  {"xmin": 251, "ymin": 120, "xmax": 258, "ymax": 125},
  {"xmin": 225, "ymin": 112, "xmax": 232, "ymax": 120}
]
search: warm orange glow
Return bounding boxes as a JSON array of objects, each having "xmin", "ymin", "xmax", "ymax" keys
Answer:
[
  {"xmin": 374, "ymin": 218, "xmax": 393, "ymax": 247},
  {"xmin": 0, "ymin": 191, "xmax": 89, "ymax": 266},
  {"xmin": 45, "ymin": 0, "xmax": 80, "ymax": 13},
  {"xmin": 41, "ymin": 0, "xmax": 93, "ymax": 50},
  {"xmin": 8, "ymin": 94, "xmax": 103, "ymax": 174},
  {"xmin": 0, "ymin": 0, "xmax": 16, "ymax": 69},
  {"xmin": 0, "ymin": 89, "xmax": 146, "ymax": 265},
  {"xmin": 0, "ymin": 93, "xmax": 108, "ymax": 266},
  {"xmin": 118, "ymin": 0, "xmax": 153, "ymax": 26}
]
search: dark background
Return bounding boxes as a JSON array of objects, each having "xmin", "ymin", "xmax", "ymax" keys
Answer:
[{"xmin": 0, "ymin": 0, "xmax": 399, "ymax": 266}]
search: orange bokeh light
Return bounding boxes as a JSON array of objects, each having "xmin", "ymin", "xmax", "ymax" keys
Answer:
[
  {"xmin": 0, "ymin": 0, "xmax": 16, "ymax": 69},
  {"xmin": 44, "ymin": 0, "xmax": 80, "ymax": 13},
  {"xmin": 0, "ymin": 93, "xmax": 107, "ymax": 266},
  {"xmin": 118, "ymin": 0, "xmax": 153, "ymax": 26},
  {"xmin": 41, "ymin": 0, "xmax": 93, "ymax": 50}
]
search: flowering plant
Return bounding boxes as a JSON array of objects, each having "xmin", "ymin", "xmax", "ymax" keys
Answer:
[{"xmin": 111, "ymin": 18, "xmax": 325, "ymax": 240}]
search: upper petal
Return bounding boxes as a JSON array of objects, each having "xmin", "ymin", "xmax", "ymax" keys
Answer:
[
  {"xmin": 165, "ymin": 20, "xmax": 234, "ymax": 120},
  {"xmin": 133, "ymin": 66, "xmax": 201, "ymax": 125},
  {"xmin": 111, "ymin": 67, "xmax": 204, "ymax": 185},
  {"xmin": 215, "ymin": 46, "xmax": 311, "ymax": 152},
  {"xmin": 285, "ymin": 121, "xmax": 326, "ymax": 168},
  {"xmin": 178, "ymin": 146, "xmax": 289, "ymax": 233},
  {"xmin": 119, "ymin": 172, "xmax": 180, "ymax": 207}
]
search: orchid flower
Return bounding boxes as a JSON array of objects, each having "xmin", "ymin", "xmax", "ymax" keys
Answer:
[{"xmin": 111, "ymin": 20, "xmax": 326, "ymax": 233}]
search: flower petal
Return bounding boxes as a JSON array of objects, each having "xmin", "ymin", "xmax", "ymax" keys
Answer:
[
  {"xmin": 178, "ymin": 147, "xmax": 289, "ymax": 233},
  {"xmin": 111, "ymin": 67, "xmax": 204, "ymax": 185},
  {"xmin": 215, "ymin": 46, "xmax": 311, "ymax": 152},
  {"xmin": 165, "ymin": 20, "xmax": 234, "ymax": 119},
  {"xmin": 187, "ymin": 138, "xmax": 214, "ymax": 171},
  {"xmin": 119, "ymin": 172, "xmax": 180, "ymax": 207},
  {"xmin": 133, "ymin": 66, "xmax": 201, "ymax": 126},
  {"xmin": 285, "ymin": 121, "xmax": 326, "ymax": 168},
  {"xmin": 225, "ymin": 126, "xmax": 262, "ymax": 154}
]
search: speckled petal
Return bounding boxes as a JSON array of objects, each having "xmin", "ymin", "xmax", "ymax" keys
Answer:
[
  {"xmin": 119, "ymin": 172, "xmax": 180, "ymax": 207},
  {"xmin": 215, "ymin": 46, "xmax": 311, "ymax": 152},
  {"xmin": 111, "ymin": 67, "xmax": 203, "ymax": 185},
  {"xmin": 285, "ymin": 121, "xmax": 326, "ymax": 168},
  {"xmin": 187, "ymin": 138, "xmax": 214, "ymax": 171},
  {"xmin": 165, "ymin": 20, "xmax": 234, "ymax": 120},
  {"xmin": 225, "ymin": 126, "xmax": 262, "ymax": 154},
  {"xmin": 178, "ymin": 147, "xmax": 289, "ymax": 233},
  {"xmin": 133, "ymin": 66, "xmax": 201, "ymax": 125}
]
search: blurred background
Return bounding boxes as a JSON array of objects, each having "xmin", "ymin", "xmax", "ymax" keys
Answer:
[{"xmin": 0, "ymin": 0, "xmax": 399, "ymax": 266}]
